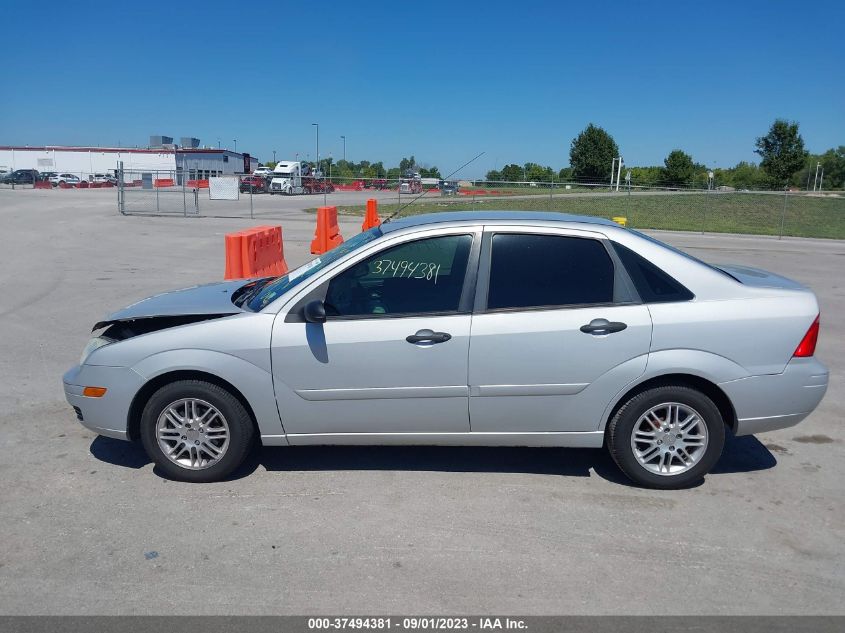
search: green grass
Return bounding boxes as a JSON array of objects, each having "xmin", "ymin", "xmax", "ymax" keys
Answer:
[{"xmin": 321, "ymin": 192, "xmax": 845, "ymax": 239}]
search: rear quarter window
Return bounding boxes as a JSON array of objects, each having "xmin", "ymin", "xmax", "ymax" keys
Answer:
[{"xmin": 612, "ymin": 242, "xmax": 694, "ymax": 303}]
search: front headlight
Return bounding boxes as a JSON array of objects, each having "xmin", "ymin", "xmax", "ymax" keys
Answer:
[{"xmin": 80, "ymin": 336, "xmax": 115, "ymax": 364}]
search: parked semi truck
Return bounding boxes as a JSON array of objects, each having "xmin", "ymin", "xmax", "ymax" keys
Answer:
[
  {"xmin": 399, "ymin": 170, "xmax": 423, "ymax": 194},
  {"xmin": 269, "ymin": 161, "xmax": 334, "ymax": 195}
]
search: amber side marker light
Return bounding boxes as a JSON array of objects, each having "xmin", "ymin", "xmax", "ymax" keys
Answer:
[{"xmin": 82, "ymin": 386, "xmax": 108, "ymax": 398}]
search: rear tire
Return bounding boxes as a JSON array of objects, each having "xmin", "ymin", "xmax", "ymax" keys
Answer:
[
  {"xmin": 606, "ymin": 385, "xmax": 725, "ymax": 489},
  {"xmin": 140, "ymin": 379, "xmax": 255, "ymax": 482}
]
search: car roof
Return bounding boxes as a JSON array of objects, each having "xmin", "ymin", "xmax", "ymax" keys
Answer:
[{"xmin": 381, "ymin": 210, "xmax": 619, "ymax": 232}]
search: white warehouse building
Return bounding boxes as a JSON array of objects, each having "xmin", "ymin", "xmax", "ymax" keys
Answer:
[{"xmin": 0, "ymin": 145, "xmax": 258, "ymax": 183}]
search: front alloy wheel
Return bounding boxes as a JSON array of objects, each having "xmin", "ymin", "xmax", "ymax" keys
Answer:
[
  {"xmin": 156, "ymin": 398, "xmax": 230, "ymax": 470},
  {"xmin": 140, "ymin": 380, "xmax": 255, "ymax": 482}
]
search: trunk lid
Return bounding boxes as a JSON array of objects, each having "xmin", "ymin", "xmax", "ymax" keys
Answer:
[{"xmin": 714, "ymin": 264, "xmax": 808, "ymax": 291}]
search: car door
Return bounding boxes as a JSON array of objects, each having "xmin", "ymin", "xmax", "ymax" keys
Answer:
[
  {"xmin": 468, "ymin": 227, "xmax": 652, "ymax": 435},
  {"xmin": 271, "ymin": 228, "xmax": 480, "ymax": 438}
]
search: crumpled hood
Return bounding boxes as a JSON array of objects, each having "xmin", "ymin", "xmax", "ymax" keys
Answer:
[{"xmin": 94, "ymin": 280, "xmax": 247, "ymax": 329}]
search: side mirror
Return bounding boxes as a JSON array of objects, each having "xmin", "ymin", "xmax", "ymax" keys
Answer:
[{"xmin": 303, "ymin": 299, "xmax": 327, "ymax": 324}]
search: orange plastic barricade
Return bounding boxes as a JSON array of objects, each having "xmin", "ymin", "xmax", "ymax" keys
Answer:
[
  {"xmin": 154, "ymin": 178, "xmax": 175, "ymax": 188},
  {"xmin": 33, "ymin": 181, "xmax": 52, "ymax": 189},
  {"xmin": 224, "ymin": 230, "xmax": 247, "ymax": 280},
  {"xmin": 310, "ymin": 206, "xmax": 344, "ymax": 254},
  {"xmin": 241, "ymin": 226, "xmax": 289, "ymax": 278},
  {"xmin": 361, "ymin": 198, "xmax": 381, "ymax": 232},
  {"xmin": 224, "ymin": 226, "xmax": 289, "ymax": 280},
  {"xmin": 77, "ymin": 180, "xmax": 89, "ymax": 189}
]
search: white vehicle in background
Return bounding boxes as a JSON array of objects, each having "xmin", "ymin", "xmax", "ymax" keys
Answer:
[
  {"xmin": 253, "ymin": 166, "xmax": 274, "ymax": 178},
  {"xmin": 91, "ymin": 173, "xmax": 117, "ymax": 185},
  {"xmin": 269, "ymin": 161, "xmax": 305, "ymax": 195},
  {"xmin": 49, "ymin": 173, "xmax": 81, "ymax": 186}
]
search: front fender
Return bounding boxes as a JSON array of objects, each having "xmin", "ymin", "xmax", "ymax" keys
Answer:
[{"xmin": 131, "ymin": 349, "xmax": 285, "ymax": 438}]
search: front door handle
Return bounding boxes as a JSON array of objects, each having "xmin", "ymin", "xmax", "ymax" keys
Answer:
[
  {"xmin": 406, "ymin": 329, "xmax": 452, "ymax": 344},
  {"xmin": 580, "ymin": 318, "xmax": 627, "ymax": 335}
]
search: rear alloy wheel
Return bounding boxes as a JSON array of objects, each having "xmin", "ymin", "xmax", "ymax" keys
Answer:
[
  {"xmin": 140, "ymin": 380, "xmax": 255, "ymax": 482},
  {"xmin": 607, "ymin": 385, "xmax": 725, "ymax": 489}
]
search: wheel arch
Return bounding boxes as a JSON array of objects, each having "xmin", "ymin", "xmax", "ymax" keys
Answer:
[
  {"xmin": 603, "ymin": 373, "xmax": 738, "ymax": 439},
  {"xmin": 126, "ymin": 370, "xmax": 259, "ymax": 441}
]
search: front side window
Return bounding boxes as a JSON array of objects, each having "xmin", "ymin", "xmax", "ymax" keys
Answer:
[
  {"xmin": 487, "ymin": 233, "xmax": 615, "ymax": 310},
  {"xmin": 325, "ymin": 234, "xmax": 473, "ymax": 318}
]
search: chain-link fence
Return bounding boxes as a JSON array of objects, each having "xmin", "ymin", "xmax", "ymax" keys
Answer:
[{"xmin": 74, "ymin": 167, "xmax": 829, "ymax": 240}]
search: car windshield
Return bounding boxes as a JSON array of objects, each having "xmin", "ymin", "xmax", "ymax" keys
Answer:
[{"xmin": 245, "ymin": 227, "xmax": 383, "ymax": 311}]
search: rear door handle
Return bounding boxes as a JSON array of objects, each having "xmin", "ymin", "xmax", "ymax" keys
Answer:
[
  {"xmin": 406, "ymin": 329, "xmax": 452, "ymax": 344},
  {"xmin": 580, "ymin": 318, "xmax": 627, "ymax": 335}
]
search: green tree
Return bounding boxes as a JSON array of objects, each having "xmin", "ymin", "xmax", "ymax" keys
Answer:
[
  {"xmin": 419, "ymin": 166, "xmax": 442, "ymax": 179},
  {"xmin": 754, "ymin": 119, "xmax": 808, "ymax": 187},
  {"xmin": 796, "ymin": 147, "xmax": 845, "ymax": 190},
  {"xmin": 662, "ymin": 150, "xmax": 694, "ymax": 185},
  {"xmin": 486, "ymin": 169, "xmax": 503, "ymax": 183},
  {"xmin": 399, "ymin": 156, "xmax": 416, "ymax": 173},
  {"xmin": 524, "ymin": 162, "xmax": 554, "ymax": 183},
  {"xmin": 569, "ymin": 123, "xmax": 619, "ymax": 182},
  {"xmin": 500, "ymin": 164, "xmax": 524, "ymax": 183}
]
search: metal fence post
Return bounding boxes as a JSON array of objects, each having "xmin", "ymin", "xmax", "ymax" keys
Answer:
[
  {"xmin": 702, "ymin": 188, "xmax": 709, "ymax": 234},
  {"xmin": 155, "ymin": 175, "xmax": 160, "ymax": 214},
  {"xmin": 117, "ymin": 161, "xmax": 125, "ymax": 215},
  {"xmin": 182, "ymin": 174, "xmax": 187, "ymax": 217},
  {"xmin": 779, "ymin": 188, "xmax": 788, "ymax": 239},
  {"xmin": 250, "ymin": 181, "xmax": 254, "ymax": 220},
  {"xmin": 194, "ymin": 187, "xmax": 199, "ymax": 213}
]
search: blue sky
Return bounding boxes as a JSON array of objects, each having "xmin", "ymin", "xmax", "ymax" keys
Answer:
[{"xmin": 1, "ymin": 0, "xmax": 842, "ymax": 177}]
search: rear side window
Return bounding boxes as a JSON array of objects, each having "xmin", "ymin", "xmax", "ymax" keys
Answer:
[
  {"xmin": 612, "ymin": 242, "xmax": 694, "ymax": 303},
  {"xmin": 487, "ymin": 234, "xmax": 614, "ymax": 310}
]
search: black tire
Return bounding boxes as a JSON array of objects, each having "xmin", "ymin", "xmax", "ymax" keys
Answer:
[
  {"xmin": 606, "ymin": 385, "xmax": 725, "ymax": 489},
  {"xmin": 140, "ymin": 379, "xmax": 255, "ymax": 482}
]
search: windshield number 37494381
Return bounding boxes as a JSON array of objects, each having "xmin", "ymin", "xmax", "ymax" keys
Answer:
[{"xmin": 372, "ymin": 259, "xmax": 441, "ymax": 283}]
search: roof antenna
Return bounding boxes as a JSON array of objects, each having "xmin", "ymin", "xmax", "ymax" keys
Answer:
[{"xmin": 383, "ymin": 151, "xmax": 485, "ymax": 224}]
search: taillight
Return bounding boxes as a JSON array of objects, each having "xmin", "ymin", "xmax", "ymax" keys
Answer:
[{"xmin": 793, "ymin": 315, "xmax": 820, "ymax": 357}]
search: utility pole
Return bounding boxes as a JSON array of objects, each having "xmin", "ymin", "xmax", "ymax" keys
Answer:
[
  {"xmin": 273, "ymin": 150, "xmax": 276, "ymax": 163},
  {"xmin": 341, "ymin": 135, "xmax": 346, "ymax": 162},
  {"xmin": 312, "ymin": 123, "xmax": 319, "ymax": 176},
  {"xmin": 813, "ymin": 161, "xmax": 821, "ymax": 191},
  {"xmin": 615, "ymin": 157, "xmax": 623, "ymax": 192}
]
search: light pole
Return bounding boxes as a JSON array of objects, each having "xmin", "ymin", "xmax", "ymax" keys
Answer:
[
  {"xmin": 341, "ymin": 135, "xmax": 346, "ymax": 162},
  {"xmin": 217, "ymin": 138, "xmax": 221, "ymax": 149},
  {"xmin": 273, "ymin": 150, "xmax": 276, "ymax": 163},
  {"xmin": 312, "ymin": 123, "xmax": 319, "ymax": 177},
  {"xmin": 707, "ymin": 170, "xmax": 714, "ymax": 190},
  {"xmin": 233, "ymin": 139, "xmax": 237, "ymax": 153}
]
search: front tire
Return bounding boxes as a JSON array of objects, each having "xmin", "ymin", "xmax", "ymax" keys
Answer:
[
  {"xmin": 140, "ymin": 380, "xmax": 255, "ymax": 482},
  {"xmin": 606, "ymin": 385, "xmax": 725, "ymax": 489}
]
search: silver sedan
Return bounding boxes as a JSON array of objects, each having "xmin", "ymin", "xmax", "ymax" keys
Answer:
[{"xmin": 63, "ymin": 211, "xmax": 828, "ymax": 488}]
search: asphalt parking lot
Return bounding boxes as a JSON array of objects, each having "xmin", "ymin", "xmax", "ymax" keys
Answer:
[{"xmin": 0, "ymin": 188, "xmax": 843, "ymax": 615}]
